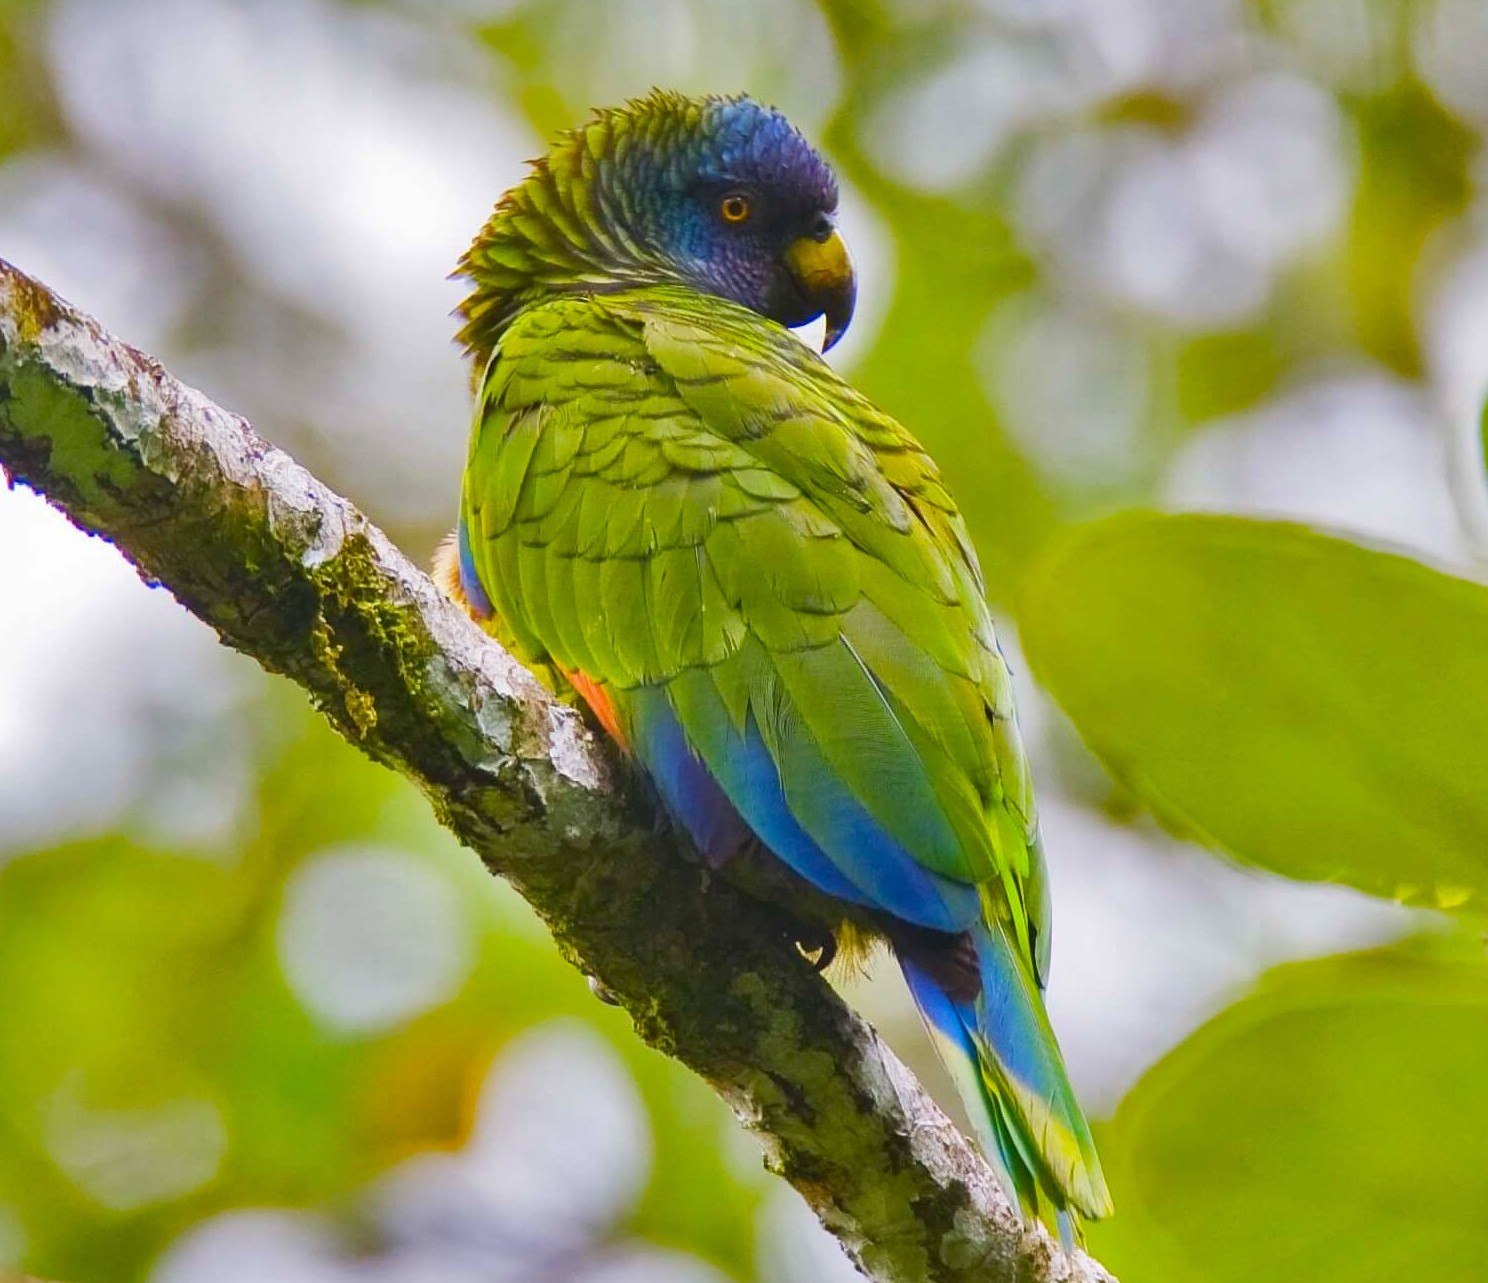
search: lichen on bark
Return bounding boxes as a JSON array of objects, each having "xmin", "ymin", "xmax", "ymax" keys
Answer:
[{"xmin": 0, "ymin": 257, "xmax": 1115, "ymax": 1283}]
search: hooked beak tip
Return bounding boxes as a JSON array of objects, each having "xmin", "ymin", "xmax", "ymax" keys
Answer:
[{"xmin": 822, "ymin": 312, "xmax": 850, "ymax": 353}]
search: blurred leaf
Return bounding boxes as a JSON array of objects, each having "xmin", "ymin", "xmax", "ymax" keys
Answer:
[
  {"xmin": 1091, "ymin": 936, "xmax": 1488, "ymax": 1283},
  {"xmin": 0, "ymin": 3, "xmax": 62, "ymax": 159},
  {"xmin": 1345, "ymin": 79, "xmax": 1474, "ymax": 376},
  {"xmin": 1020, "ymin": 512, "xmax": 1488, "ymax": 912},
  {"xmin": 1172, "ymin": 326, "xmax": 1286, "ymax": 425}
]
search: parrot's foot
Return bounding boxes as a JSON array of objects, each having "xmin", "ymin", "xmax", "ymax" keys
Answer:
[
  {"xmin": 587, "ymin": 975, "xmax": 621, "ymax": 1006},
  {"xmin": 793, "ymin": 924, "xmax": 838, "ymax": 974}
]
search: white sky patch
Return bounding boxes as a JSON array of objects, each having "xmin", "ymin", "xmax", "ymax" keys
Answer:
[
  {"xmin": 0, "ymin": 154, "xmax": 200, "ymax": 350},
  {"xmin": 48, "ymin": 0, "xmax": 524, "ymax": 331},
  {"xmin": 1420, "ymin": 222, "xmax": 1488, "ymax": 558},
  {"xmin": 1164, "ymin": 371, "xmax": 1467, "ymax": 563},
  {"xmin": 372, "ymin": 1020, "xmax": 653, "ymax": 1267},
  {"xmin": 572, "ymin": 1249, "xmax": 736, "ymax": 1283},
  {"xmin": 982, "ymin": 0, "xmax": 1247, "ymax": 92},
  {"xmin": 1413, "ymin": 0, "xmax": 1488, "ymax": 126},
  {"xmin": 531, "ymin": 0, "xmax": 842, "ymax": 135},
  {"xmin": 152, "ymin": 1210, "xmax": 348, "ymax": 1283},
  {"xmin": 863, "ymin": 37, "xmax": 1070, "ymax": 193},
  {"xmin": 463, "ymin": 1022, "xmax": 652, "ymax": 1246},
  {"xmin": 756, "ymin": 1184, "xmax": 861, "ymax": 1283},
  {"xmin": 1190, "ymin": 73, "xmax": 1353, "ymax": 267},
  {"xmin": 1014, "ymin": 73, "xmax": 1352, "ymax": 328},
  {"xmin": 277, "ymin": 846, "xmax": 475, "ymax": 1033},
  {"xmin": 45, "ymin": 1076, "xmax": 227, "ymax": 1212},
  {"xmin": 1271, "ymin": 0, "xmax": 1397, "ymax": 94},
  {"xmin": 0, "ymin": 486, "xmax": 247, "ymax": 855},
  {"xmin": 1102, "ymin": 137, "xmax": 1267, "ymax": 326},
  {"xmin": 979, "ymin": 289, "xmax": 1153, "ymax": 490},
  {"xmin": 872, "ymin": 0, "xmax": 1247, "ymax": 195}
]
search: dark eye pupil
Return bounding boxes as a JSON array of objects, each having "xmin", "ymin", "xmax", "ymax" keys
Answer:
[{"xmin": 722, "ymin": 196, "xmax": 749, "ymax": 222}]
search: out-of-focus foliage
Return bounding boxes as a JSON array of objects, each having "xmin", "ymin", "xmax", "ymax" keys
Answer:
[
  {"xmin": 1091, "ymin": 935, "xmax": 1488, "ymax": 1283},
  {"xmin": 0, "ymin": 695, "xmax": 763, "ymax": 1283},
  {"xmin": 0, "ymin": 3, "xmax": 59, "ymax": 157},
  {"xmin": 1021, "ymin": 512, "xmax": 1488, "ymax": 913},
  {"xmin": 4, "ymin": 0, "xmax": 1488, "ymax": 1279}
]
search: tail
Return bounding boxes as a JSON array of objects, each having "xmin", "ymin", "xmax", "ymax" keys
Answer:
[{"xmin": 897, "ymin": 918, "xmax": 1111, "ymax": 1240}]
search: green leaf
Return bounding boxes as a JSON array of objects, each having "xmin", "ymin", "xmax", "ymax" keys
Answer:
[
  {"xmin": 1090, "ymin": 937, "xmax": 1488, "ymax": 1283},
  {"xmin": 1019, "ymin": 511, "xmax": 1488, "ymax": 911}
]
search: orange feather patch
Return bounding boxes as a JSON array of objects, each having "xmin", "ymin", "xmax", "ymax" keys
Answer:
[{"xmin": 566, "ymin": 669, "xmax": 628, "ymax": 750}]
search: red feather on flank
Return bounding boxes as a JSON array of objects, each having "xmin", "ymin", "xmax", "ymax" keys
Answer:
[{"xmin": 567, "ymin": 669, "xmax": 628, "ymax": 750}]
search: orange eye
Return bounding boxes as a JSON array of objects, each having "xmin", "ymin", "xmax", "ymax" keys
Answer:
[{"xmin": 719, "ymin": 193, "xmax": 751, "ymax": 224}]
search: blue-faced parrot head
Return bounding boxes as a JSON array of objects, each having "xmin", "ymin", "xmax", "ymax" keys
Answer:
[
  {"xmin": 616, "ymin": 94, "xmax": 856, "ymax": 349},
  {"xmin": 459, "ymin": 91, "xmax": 857, "ymax": 357}
]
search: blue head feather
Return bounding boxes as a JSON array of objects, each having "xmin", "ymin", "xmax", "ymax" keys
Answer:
[{"xmin": 610, "ymin": 93, "xmax": 840, "ymax": 318}]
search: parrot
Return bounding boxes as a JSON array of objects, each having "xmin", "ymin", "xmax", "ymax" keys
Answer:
[{"xmin": 435, "ymin": 90, "xmax": 1111, "ymax": 1236}]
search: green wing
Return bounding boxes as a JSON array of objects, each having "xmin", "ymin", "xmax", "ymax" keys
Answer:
[{"xmin": 461, "ymin": 285, "xmax": 1043, "ymax": 948}]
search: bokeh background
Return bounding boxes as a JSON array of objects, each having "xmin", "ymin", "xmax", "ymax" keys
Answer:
[{"xmin": 2, "ymin": 1, "xmax": 1486, "ymax": 1280}]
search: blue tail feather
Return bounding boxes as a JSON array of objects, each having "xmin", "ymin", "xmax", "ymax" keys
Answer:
[
  {"xmin": 900, "ymin": 950, "xmax": 1036, "ymax": 1214},
  {"xmin": 899, "ymin": 919, "xmax": 1111, "ymax": 1225}
]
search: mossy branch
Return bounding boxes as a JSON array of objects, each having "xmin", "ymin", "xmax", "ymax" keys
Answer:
[{"xmin": 0, "ymin": 257, "xmax": 1114, "ymax": 1283}]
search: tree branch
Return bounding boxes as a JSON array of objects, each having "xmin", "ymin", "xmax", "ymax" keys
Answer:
[{"xmin": 0, "ymin": 257, "xmax": 1114, "ymax": 1283}]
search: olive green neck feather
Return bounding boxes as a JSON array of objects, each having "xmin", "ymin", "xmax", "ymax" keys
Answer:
[{"xmin": 456, "ymin": 93, "xmax": 706, "ymax": 364}]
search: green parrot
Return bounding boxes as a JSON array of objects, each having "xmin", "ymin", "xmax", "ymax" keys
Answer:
[{"xmin": 437, "ymin": 90, "xmax": 1110, "ymax": 1235}]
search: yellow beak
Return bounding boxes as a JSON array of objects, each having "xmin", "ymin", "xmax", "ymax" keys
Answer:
[{"xmin": 783, "ymin": 227, "xmax": 857, "ymax": 351}]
